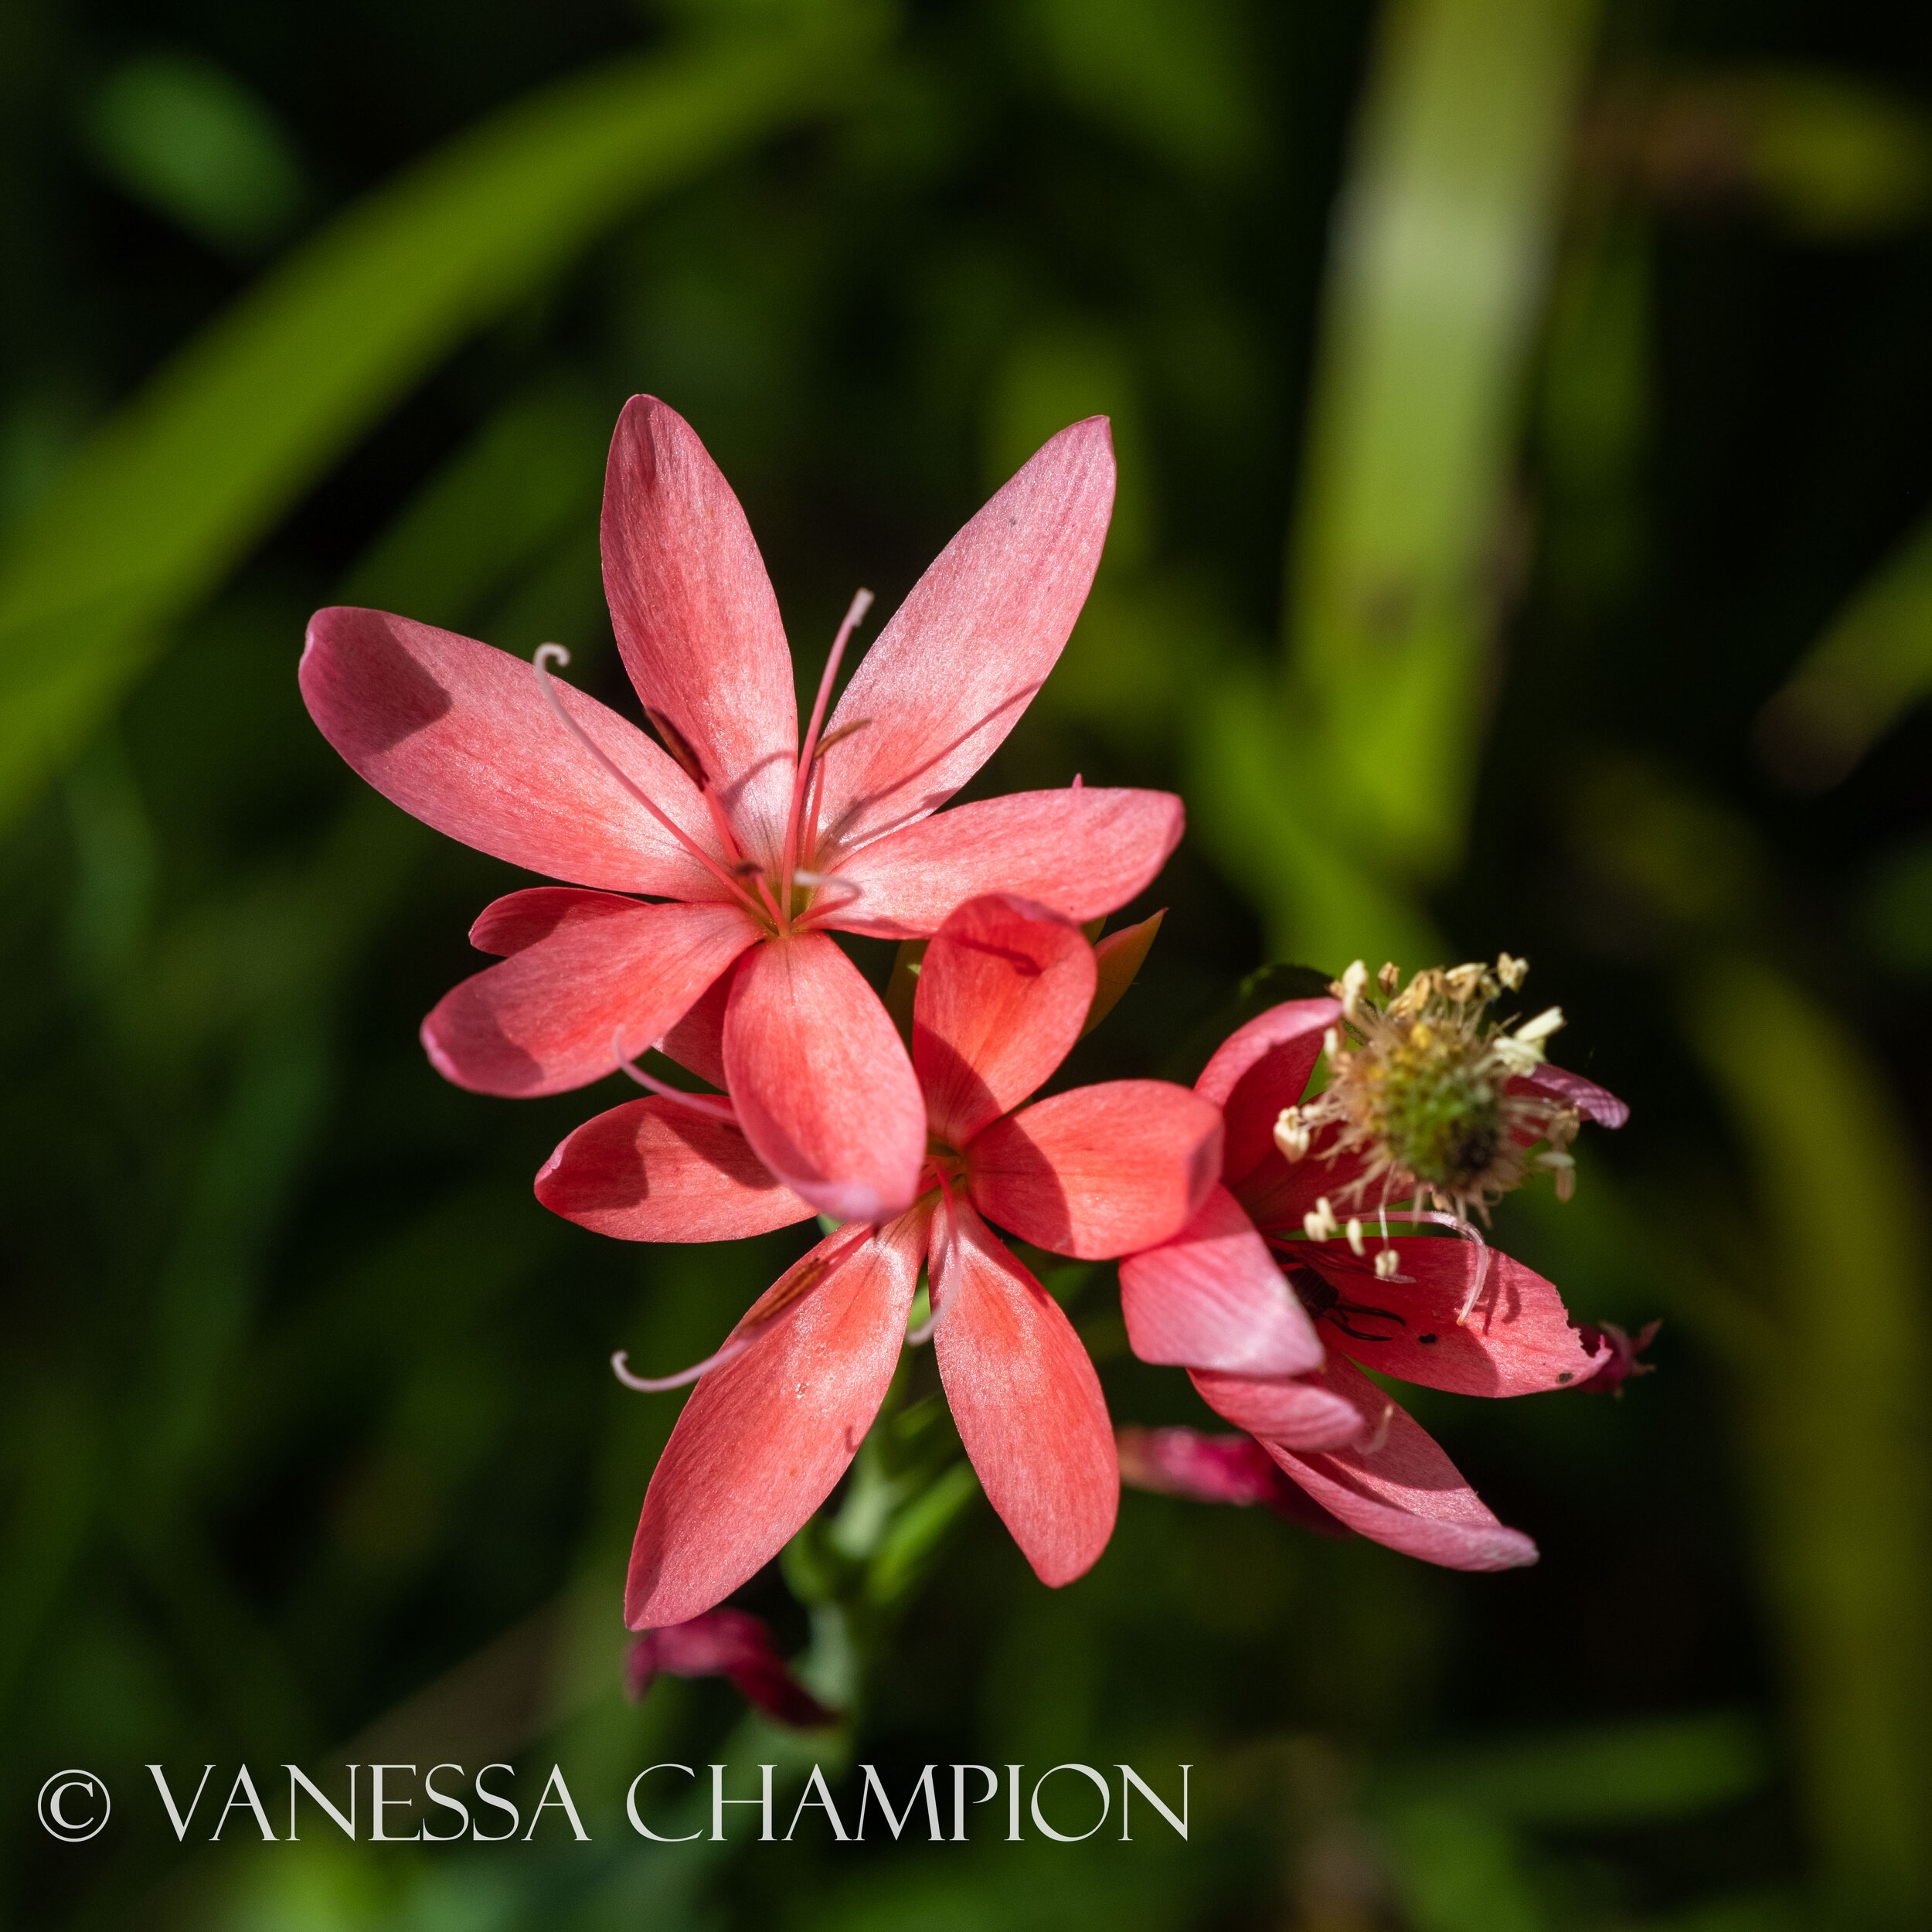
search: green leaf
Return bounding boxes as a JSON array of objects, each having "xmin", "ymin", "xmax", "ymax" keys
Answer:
[{"xmin": 0, "ymin": 6, "xmax": 887, "ymax": 834}]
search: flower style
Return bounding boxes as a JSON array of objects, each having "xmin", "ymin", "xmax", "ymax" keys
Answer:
[
  {"xmin": 300, "ymin": 399, "xmax": 1183, "ymax": 1223},
  {"xmin": 536, "ymin": 893, "xmax": 1224, "ymax": 1628},
  {"xmin": 1117, "ymin": 974, "xmax": 1629, "ymax": 1570}
]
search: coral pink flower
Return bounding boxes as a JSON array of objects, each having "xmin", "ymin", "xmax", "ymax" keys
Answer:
[
  {"xmin": 301, "ymin": 399, "xmax": 1182, "ymax": 1223},
  {"xmin": 625, "ymin": 1607, "xmax": 835, "ymax": 1729},
  {"xmin": 536, "ymin": 893, "xmax": 1224, "ymax": 1628},
  {"xmin": 1117, "ymin": 998, "xmax": 1629, "ymax": 1570}
]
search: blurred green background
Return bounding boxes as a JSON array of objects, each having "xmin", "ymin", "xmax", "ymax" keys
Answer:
[{"xmin": 5, "ymin": 0, "xmax": 1932, "ymax": 1926}]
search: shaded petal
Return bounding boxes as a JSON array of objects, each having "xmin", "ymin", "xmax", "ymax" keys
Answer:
[
  {"xmin": 723, "ymin": 931, "xmax": 925, "ymax": 1223},
  {"xmin": 601, "ymin": 397, "xmax": 798, "ymax": 863},
  {"xmin": 913, "ymin": 894, "xmax": 1096, "ymax": 1146},
  {"xmin": 625, "ymin": 1213, "xmax": 927, "ymax": 1628},
  {"xmin": 813, "ymin": 418, "xmax": 1115, "ymax": 849},
  {"xmin": 1117, "ymin": 1185, "xmax": 1323, "ymax": 1376},
  {"xmin": 967, "ymin": 1080, "xmax": 1222, "ymax": 1260},
  {"xmin": 1116, "ymin": 1426, "xmax": 1352, "ymax": 1535},
  {"xmin": 422, "ymin": 899, "xmax": 758, "ymax": 1097},
  {"xmin": 657, "ymin": 962, "xmax": 733, "ymax": 1088},
  {"xmin": 1188, "ymin": 1366, "xmax": 1364, "ymax": 1449},
  {"xmin": 823, "ymin": 787, "xmax": 1183, "ymax": 941},
  {"xmin": 1514, "ymin": 1062, "xmax": 1630, "ymax": 1128},
  {"xmin": 625, "ymin": 1608, "xmax": 837, "ymax": 1729},
  {"xmin": 536, "ymin": 1098, "xmax": 812, "ymax": 1242},
  {"xmin": 302, "ymin": 607, "xmax": 721, "ymax": 896},
  {"xmin": 468, "ymin": 886, "xmax": 639, "ymax": 955},
  {"xmin": 1299, "ymin": 1237, "xmax": 1611, "ymax": 1396},
  {"xmin": 930, "ymin": 1197, "xmax": 1115, "ymax": 1587},
  {"xmin": 1194, "ymin": 998, "xmax": 1340, "ymax": 1187},
  {"xmin": 1235, "ymin": 1131, "xmax": 1372, "ymax": 1240},
  {"xmin": 1263, "ymin": 1357, "xmax": 1538, "ymax": 1572}
]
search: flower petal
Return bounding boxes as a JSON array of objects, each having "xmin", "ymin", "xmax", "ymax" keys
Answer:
[
  {"xmin": 656, "ymin": 963, "xmax": 733, "ymax": 1088},
  {"xmin": 1194, "ymin": 998, "xmax": 1340, "ymax": 1187},
  {"xmin": 723, "ymin": 930, "xmax": 926, "ymax": 1223},
  {"xmin": 1115, "ymin": 1426, "xmax": 1352, "ymax": 1534},
  {"xmin": 812, "ymin": 417, "xmax": 1115, "ymax": 849},
  {"xmin": 601, "ymin": 397, "xmax": 798, "ymax": 864},
  {"xmin": 822, "ymin": 787, "xmax": 1184, "ymax": 941},
  {"xmin": 625, "ymin": 1213, "xmax": 927, "ymax": 1628},
  {"xmin": 1187, "ymin": 1366, "xmax": 1364, "ymax": 1449},
  {"xmin": 1514, "ymin": 1062, "xmax": 1630, "ymax": 1128},
  {"xmin": 301, "ymin": 607, "xmax": 721, "ymax": 896},
  {"xmin": 967, "ymin": 1080, "xmax": 1222, "ymax": 1260},
  {"xmin": 625, "ymin": 1608, "xmax": 836, "ymax": 1730},
  {"xmin": 423, "ymin": 898, "xmax": 758, "ymax": 1097},
  {"xmin": 536, "ymin": 1098, "xmax": 812, "ymax": 1242},
  {"xmin": 1234, "ymin": 1132, "xmax": 1372, "ymax": 1240},
  {"xmin": 1263, "ymin": 1357, "xmax": 1539, "ymax": 1572},
  {"xmin": 1299, "ymin": 1238, "xmax": 1611, "ymax": 1396},
  {"xmin": 1117, "ymin": 1185, "xmax": 1324, "ymax": 1376},
  {"xmin": 930, "ymin": 1198, "xmax": 1116, "ymax": 1587},
  {"xmin": 913, "ymin": 895, "xmax": 1097, "ymax": 1147}
]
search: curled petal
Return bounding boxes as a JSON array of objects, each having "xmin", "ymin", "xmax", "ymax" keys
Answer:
[
  {"xmin": 1194, "ymin": 998, "xmax": 1340, "ymax": 1187},
  {"xmin": 813, "ymin": 417, "xmax": 1116, "ymax": 849},
  {"xmin": 1115, "ymin": 1426, "xmax": 1352, "ymax": 1537},
  {"xmin": 423, "ymin": 899, "xmax": 757, "ymax": 1097},
  {"xmin": 1117, "ymin": 1185, "xmax": 1323, "ymax": 1376},
  {"xmin": 1514, "ymin": 1062, "xmax": 1630, "ymax": 1128},
  {"xmin": 930, "ymin": 1198, "xmax": 1116, "ymax": 1587},
  {"xmin": 301, "ymin": 608, "xmax": 724, "ymax": 896},
  {"xmin": 1298, "ymin": 1238, "xmax": 1611, "ymax": 1396},
  {"xmin": 626, "ymin": 1608, "xmax": 836, "ymax": 1729},
  {"xmin": 824, "ymin": 787, "xmax": 1184, "ymax": 941},
  {"xmin": 913, "ymin": 894, "xmax": 1097, "ymax": 1146},
  {"xmin": 967, "ymin": 1080, "xmax": 1223, "ymax": 1260},
  {"xmin": 601, "ymin": 397, "xmax": 798, "ymax": 864},
  {"xmin": 536, "ymin": 1098, "xmax": 812, "ymax": 1243},
  {"xmin": 625, "ymin": 1213, "xmax": 929, "ymax": 1628},
  {"xmin": 723, "ymin": 931, "xmax": 927, "ymax": 1224},
  {"xmin": 1263, "ymin": 1357, "xmax": 1539, "ymax": 1573}
]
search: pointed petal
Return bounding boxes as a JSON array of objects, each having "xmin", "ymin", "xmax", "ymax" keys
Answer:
[
  {"xmin": 601, "ymin": 397, "xmax": 798, "ymax": 862},
  {"xmin": 966, "ymin": 1079, "xmax": 1222, "ymax": 1260},
  {"xmin": 301, "ymin": 607, "xmax": 722, "ymax": 895},
  {"xmin": 812, "ymin": 418, "xmax": 1115, "ymax": 849},
  {"xmin": 930, "ymin": 1198, "xmax": 1116, "ymax": 1587},
  {"xmin": 1117, "ymin": 1185, "xmax": 1324, "ymax": 1375},
  {"xmin": 1194, "ymin": 998, "xmax": 1340, "ymax": 1186},
  {"xmin": 1301, "ymin": 1238, "xmax": 1611, "ymax": 1396},
  {"xmin": 536, "ymin": 1098, "xmax": 812, "ymax": 1242},
  {"xmin": 1514, "ymin": 1062, "xmax": 1630, "ymax": 1128},
  {"xmin": 468, "ymin": 886, "xmax": 641, "ymax": 956},
  {"xmin": 422, "ymin": 899, "xmax": 757, "ymax": 1097},
  {"xmin": 1188, "ymin": 1366, "xmax": 1364, "ymax": 1449},
  {"xmin": 1263, "ymin": 1357, "xmax": 1539, "ymax": 1571},
  {"xmin": 913, "ymin": 894, "xmax": 1096, "ymax": 1146},
  {"xmin": 723, "ymin": 931, "xmax": 925, "ymax": 1223},
  {"xmin": 625, "ymin": 1213, "xmax": 927, "ymax": 1628},
  {"xmin": 822, "ymin": 787, "xmax": 1183, "ymax": 941}
]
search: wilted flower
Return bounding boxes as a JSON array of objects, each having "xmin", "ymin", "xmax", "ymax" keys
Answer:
[
  {"xmin": 301, "ymin": 399, "xmax": 1182, "ymax": 1223},
  {"xmin": 1118, "ymin": 964, "xmax": 1633, "ymax": 1570}
]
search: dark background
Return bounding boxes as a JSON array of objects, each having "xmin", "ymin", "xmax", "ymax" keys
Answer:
[{"xmin": 3, "ymin": 0, "xmax": 1931, "ymax": 1926}]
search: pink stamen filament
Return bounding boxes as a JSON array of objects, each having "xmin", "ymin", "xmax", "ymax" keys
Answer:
[
  {"xmin": 611, "ymin": 1032, "xmax": 738, "ymax": 1123},
  {"xmin": 612, "ymin": 1221, "xmax": 873, "ymax": 1394},
  {"xmin": 782, "ymin": 590, "xmax": 873, "ymax": 908},
  {"xmin": 532, "ymin": 646, "xmax": 760, "ymax": 917}
]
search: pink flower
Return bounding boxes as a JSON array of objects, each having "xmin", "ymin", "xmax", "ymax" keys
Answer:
[
  {"xmin": 625, "ymin": 1607, "xmax": 835, "ymax": 1730},
  {"xmin": 1117, "ymin": 998, "xmax": 1630, "ymax": 1571},
  {"xmin": 301, "ymin": 399, "xmax": 1183, "ymax": 1223},
  {"xmin": 536, "ymin": 893, "xmax": 1224, "ymax": 1628}
]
